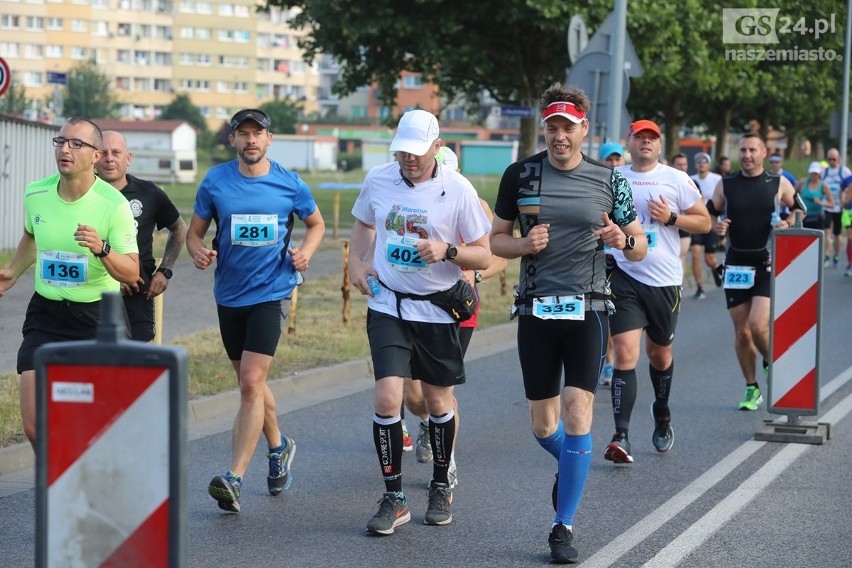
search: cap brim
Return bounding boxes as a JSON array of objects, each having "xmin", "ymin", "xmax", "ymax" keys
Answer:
[
  {"xmin": 389, "ymin": 139, "xmax": 434, "ymax": 156},
  {"xmin": 543, "ymin": 112, "xmax": 584, "ymax": 124}
]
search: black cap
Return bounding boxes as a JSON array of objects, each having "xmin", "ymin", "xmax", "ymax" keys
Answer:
[{"xmin": 230, "ymin": 108, "xmax": 271, "ymax": 132}]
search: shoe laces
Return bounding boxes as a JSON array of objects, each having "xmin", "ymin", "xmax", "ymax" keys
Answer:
[
  {"xmin": 427, "ymin": 484, "xmax": 451, "ymax": 511},
  {"xmin": 268, "ymin": 448, "xmax": 286, "ymax": 477},
  {"xmin": 376, "ymin": 494, "xmax": 403, "ymax": 516}
]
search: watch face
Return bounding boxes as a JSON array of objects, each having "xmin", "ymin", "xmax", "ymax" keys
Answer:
[
  {"xmin": 447, "ymin": 244, "xmax": 458, "ymax": 260},
  {"xmin": 158, "ymin": 267, "xmax": 173, "ymax": 279}
]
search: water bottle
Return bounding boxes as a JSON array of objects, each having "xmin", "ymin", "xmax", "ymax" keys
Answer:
[
  {"xmin": 770, "ymin": 211, "xmax": 781, "ymax": 227},
  {"xmin": 366, "ymin": 275, "xmax": 381, "ymax": 296}
]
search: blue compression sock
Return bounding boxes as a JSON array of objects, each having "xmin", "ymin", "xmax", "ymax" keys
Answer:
[
  {"xmin": 554, "ymin": 433, "xmax": 592, "ymax": 527},
  {"xmin": 535, "ymin": 419, "xmax": 565, "ymax": 460}
]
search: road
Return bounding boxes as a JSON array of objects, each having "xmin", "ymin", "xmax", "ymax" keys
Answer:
[{"xmin": 0, "ymin": 257, "xmax": 850, "ymax": 566}]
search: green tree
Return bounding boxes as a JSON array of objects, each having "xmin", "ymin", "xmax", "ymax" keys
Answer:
[
  {"xmin": 62, "ymin": 60, "xmax": 119, "ymax": 119},
  {"xmin": 259, "ymin": 98, "xmax": 302, "ymax": 134},
  {"xmin": 160, "ymin": 93, "xmax": 209, "ymax": 135},
  {"xmin": 263, "ymin": 0, "xmax": 581, "ymax": 157},
  {"xmin": 0, "ymin": 80, "xmax": 30, "ymax": 115}
]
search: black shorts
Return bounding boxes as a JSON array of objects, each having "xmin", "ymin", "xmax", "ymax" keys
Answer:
[
  {"xmin": 217, "ymin": 300, "xmax": 290, "ymax": 360},
  {"xmin": 678, "ymin": 229, "xmax": 690, "ymax": 239},
  {"xmin": 516, "ymin": 312, "xmax": 608, "ymax": 400},
  {"xmin": 609, "ymin": 268, "xmax": 681, "ymax": 346},
  {"xmin": 689, "ymin": 230, "xmax": 721, "ymax": 253},
  {"xmin": 17, "ymin": 292, "xmax": 129, "ymax": 374},
  {"xmin": 366, "ymin": 309, "xmax": 465, "ymax": 387},
  {"xmin": 803, "ymin": 215, "xmax": 824, "ymax": 230},
  {"xmin": 459, "ymin": 326, "xmax": 474, "ymax": 356},
  {"xmin": 824, "ymin": 211, "xmax": 842, "ymax": 235},
  {"xmin": 123, "ymin": 293, "xmax": 155, "ymax": 342},
  {"xmin": 722, "ymin": 250, "xmax": 771, "ymax": 308}
]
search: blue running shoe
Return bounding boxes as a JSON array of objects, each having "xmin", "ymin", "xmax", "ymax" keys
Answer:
[
  {"xmin": 208, "ymin": 471, "xmax": 241, "ymax": 513},
  {"xmin": 267, "ymin": 435, "xmax": 297, "ymax": 495}
]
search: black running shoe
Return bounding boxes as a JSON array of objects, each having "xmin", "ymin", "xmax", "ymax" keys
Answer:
[
  {"xmin": 208, "ymin": 471, "xmax": 241, "ymax": 513},
  {"xmin": 424, "ymin": 481, "xmax": 453, "ymax": 525},
  {"xmin": 267, "ymin": 435, "xmax": 297, "ymax": 496},
  {"xmin": 366, "ymin": 492, "xmax": 410, "ymax": 535},
  {"xmin": 549, "ymin": 522, "xmax": 579, "ymax": 564},
  {"xmin": 651, "ymin": 402, "xmax": 674, "ymax": 453},
  {"xmin": 603, "ymin": 432, "xmax": 633, "ymax": 464}
]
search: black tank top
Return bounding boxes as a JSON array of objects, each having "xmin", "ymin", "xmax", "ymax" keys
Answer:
[{"xmin": 723, "ymin": 171, "xmax": 779, "ymax": 254}]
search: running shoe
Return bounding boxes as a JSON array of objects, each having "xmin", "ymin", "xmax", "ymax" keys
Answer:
[
  {"xmin": 824, "ymin": 256, "xmax": 830, "ymax": 268},
  {"xmin": 833, "ymin": 256, "xmax": 840, "ymax": 268},
  {"xmin": 603, "ymin": 432, "xmax": 633, "ymax": 464},
  {"xmin": 401, "ymin": 420, "xmax": 414, "ymax": 452},
  {"xmin": 845, "ymin": 267, "xmax": 852, "ymax": 277},
  {"xmin": 693, "ymin": 288, "xmax": 706, "ymax": 300},
  {"xmin": 424, "ymin": 481, "xmax": 453, "ymax": 525},
  {"xmin": 415, "ymin": 421, "xmax": 433, "ymax": 463},
  {"xmin": 549, "ymin": 522, "xmax": 579, "ymax": 564},
  {"xmin": 650, "ymin": 402, "xmax": 674, "ymax": 453},
  {"xmin": 738, "ymin": 385, "xmax": 763, "ymax": 411},
  {"xmin": 208, "ymin": 471, "xmax": 241, "ymax": 513},
  {"xmin": 598, "ymin": 363, "xmax": 614, "ymax": 387},
  {"xmin": 366, "ymin": 492, "xmax": 410, "ymax": 535},
  {"xmin": 712, "ymin": 264, "xmax": 724, "ymax": 287},
  {"xmin": 267, "ymin": 435, "xmax": 297, "ymax": 495}
]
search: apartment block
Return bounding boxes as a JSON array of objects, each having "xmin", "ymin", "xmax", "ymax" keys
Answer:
[{"xmin": 0, "ymin": 0, "xmax": 325, "ymax": 129}]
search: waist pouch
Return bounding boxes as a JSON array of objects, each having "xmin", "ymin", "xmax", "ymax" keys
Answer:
[{"xmin": 390, "ymin": 279, "xmax": 478, "ymax": 322}]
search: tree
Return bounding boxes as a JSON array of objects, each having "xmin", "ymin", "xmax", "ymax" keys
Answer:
[
  {"xmin": 0, "ymin": 80, "xmax": 30, "ymax": 115},
  {"xmin": 62, "ymin": 60, "xmax": 119, "ymax": 119},
  {"xmin": 263, "ymin": 0, "xmax": 583, "ymax": 158},
  {"xmin": 160, "ymin": 93, "xmax": 209, "ymax": 135},
  {"xmin": 259, "ymin": 97, "xmax": 302, "ymax": 134}
]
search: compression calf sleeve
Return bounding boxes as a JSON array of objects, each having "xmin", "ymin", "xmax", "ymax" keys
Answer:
[
  {"xmin": 650, "ymin": 362, "xmax": 673, "ymax": 413},
  {"xmin": 612, "ymin": 369, "xmax": 638, "ymax": 433},
  {"xmin": 429, "ymin": 410, "xmax": 456, "ymax": 485},
  {"xmin": 535, "ymin": 418, "xmax": 565, "ymax": 460},
  {"xmin": 373, "ymin": 414, "xmax": 403, "ymax": 492},
  {"xmin": 554, "ymin": 433, "xmax": 592, "ymax": 527}
]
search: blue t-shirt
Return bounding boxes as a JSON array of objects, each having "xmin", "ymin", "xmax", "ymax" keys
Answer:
[{"xmin": 193, "ymin": 160, "xmax": 318, "ymax": 307}]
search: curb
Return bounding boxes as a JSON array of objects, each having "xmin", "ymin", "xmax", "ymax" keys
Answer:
[{"xmin": 0, "ymin": 322, "xmax": 517, "ymax": 485}]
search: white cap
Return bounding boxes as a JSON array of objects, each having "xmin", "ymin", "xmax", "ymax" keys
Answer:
[
  {"xmin": 808, "ymin": 161, "xmax": 823, "ymax": 174},
  {"xmin": 389, "ymin": 110, "xmax": 440, "ymax": 156}
]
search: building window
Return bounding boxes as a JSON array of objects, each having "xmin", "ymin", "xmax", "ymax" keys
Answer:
[
  {"xmin": 402, "ymin": 74, "xmax": 424, "ymax": 89},
  {"xmin": 71, "ymin": 47, "xmax": 89, "ymax": 60},
  {"xmin": 24, "ymin": 71, "xmax": 44, "ymax": 86},
  {"xmin": 45, "ymin": 45, "xmax": 63, "ymax": 58},
  {"xmin": 0, "ymin": 43, "xmax": 19, "ymax": 57},
  {"xmin": 25, "ymin": 44, "xmax": 43, "ymax": 59},
  {"xmin": 26, "ymin": 16, "xmax": 45, "ymax": 31},
  {"xmin": 71, "ymin": 19, "xmax": 89, "ymax": 32},
  {"xmin": 0, "ymin": 15, "xmax": 19, "ymax": 30},
  {"xmin": 46, "ymin": 17, "xmax": 63, "ymax": 30}
]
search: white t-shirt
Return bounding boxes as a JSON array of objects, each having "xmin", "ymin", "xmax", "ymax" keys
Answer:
[
  {"xmin": 611, "ymin": 163, "xmax": 702, "ymax": 286},
  {"xmin": 352, "ymin": 161, "xmax": 490, "ymax": 323},
  {"xmin": 822, "ymin": 166, "xmax": 851, "ymax": 213},
  {"xmin": 691, "ymin": 171, "xmax": 721, "ymax": 202}
]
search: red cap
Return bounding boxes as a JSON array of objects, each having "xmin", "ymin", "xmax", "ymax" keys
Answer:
[
  {"xmin": 542, "ymin": 101, "xmax": 586, "ymax": 123},
  {"xmin": 628, "ymin": 119, "xmax": 661, "ymax": 137}
]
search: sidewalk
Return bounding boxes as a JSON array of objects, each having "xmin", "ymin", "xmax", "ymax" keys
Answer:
[{"xmin": 0, "ymin": 322, "xmax": 517, "ymax": 497}]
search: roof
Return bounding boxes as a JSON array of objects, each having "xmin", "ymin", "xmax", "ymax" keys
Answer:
[{"xmin": 90, "ymin": 119, "xmax": 199, "ymax": 133}]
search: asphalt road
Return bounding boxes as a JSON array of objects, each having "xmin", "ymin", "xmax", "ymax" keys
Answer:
[{"xmin": 0, "ymin": 253, "xmax": 850, "ymax": 566}]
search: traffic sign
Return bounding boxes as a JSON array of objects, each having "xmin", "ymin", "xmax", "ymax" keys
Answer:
[
  {"xmin": 500, "ymin": 106, "xmax": 533, "ymax": 118},
  {"xmin": 0, "ymin": 57, "xmax": 10, "ymax": 97},
  {"xmin": 47, "ymin": 71, "xmax": 67, "ymax": 85},
  {"xmin": 567, "ymin": 15, "xmax": 589, "ymax": 64}
]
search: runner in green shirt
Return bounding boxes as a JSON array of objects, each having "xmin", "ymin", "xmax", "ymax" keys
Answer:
[{"xmin": 0, "ymin": 117, "xmax": 139, "ymax": 448}]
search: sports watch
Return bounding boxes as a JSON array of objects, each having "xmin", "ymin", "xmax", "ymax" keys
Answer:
[
  {"xmin": 444, "ymin": 243, "xmax": 458, "ymax": 261},
  {"xmin": 623, "ymin": 235, "xmax": 636, "ymax": 251},
  {"xmin": 156, "ymin": 266, "xmax": 173, "ymax": 279},
  {"xmin": 94, "ymin": 240, "xmax": 111, "ymax": 258}
]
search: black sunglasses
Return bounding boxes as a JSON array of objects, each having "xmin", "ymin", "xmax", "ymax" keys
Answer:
[{"xmin": 52, "ymin": 137, "xmax": 99, "ymax": 151}]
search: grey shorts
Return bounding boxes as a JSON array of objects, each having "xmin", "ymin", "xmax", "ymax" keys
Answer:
[
  {"xmin": 609, "ymin": 268, "xmax": 681, "ymax": 346},
  {"xmin": 366, "ymin": 309, "xmax": 465, "ymax": 387}
]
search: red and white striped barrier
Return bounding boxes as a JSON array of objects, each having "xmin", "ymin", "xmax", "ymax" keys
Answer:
[
  {"xmin": 36, "ymin": 294, "xmax": 187, "ymax": 567},
  {"xmin": 768, "ymin": 230, "xmax": 823, "ymax": 415}
]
